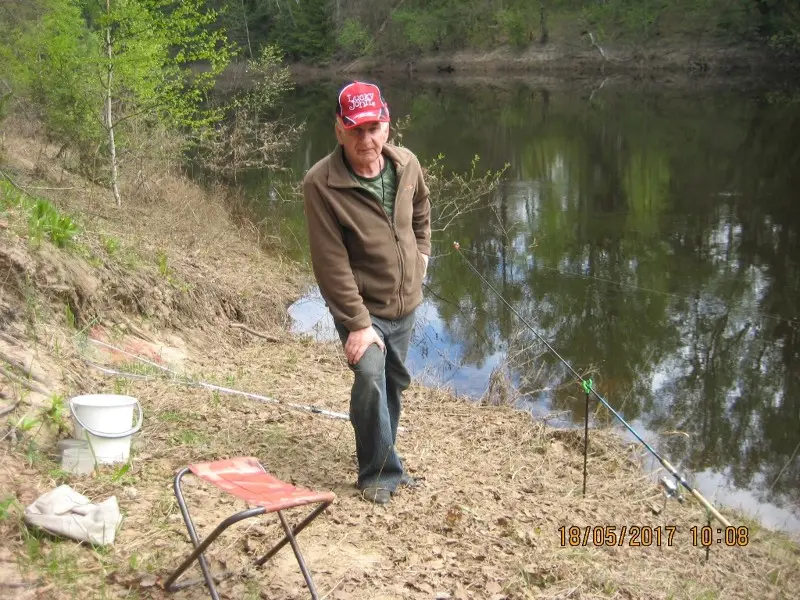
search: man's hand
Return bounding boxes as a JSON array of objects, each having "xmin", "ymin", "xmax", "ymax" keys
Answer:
[{"xmin": 345, "ymin": 326, "xmax": 385, "ymax": 365}]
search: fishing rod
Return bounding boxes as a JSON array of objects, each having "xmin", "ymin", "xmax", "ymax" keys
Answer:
[
  {"xmin": 452, "ymin": 241, "xmax": 732, "ymax": 528},
  {"xmin": 82, "ymin": 338, "xmax": 351, "ymax": 422}
]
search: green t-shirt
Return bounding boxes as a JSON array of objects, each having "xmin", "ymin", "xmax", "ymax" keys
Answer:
[{"xmin": 348, "ymin": 156, "xmax": 397, "ymax": 219}]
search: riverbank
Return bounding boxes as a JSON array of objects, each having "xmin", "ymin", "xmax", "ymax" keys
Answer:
[
  {"xmin": 1, "ymin": 126, "xmax": 799, "ymax": 599},
  {"xmin": 286, "ymin": 38, "xmax": 798, "ymax": 84}
]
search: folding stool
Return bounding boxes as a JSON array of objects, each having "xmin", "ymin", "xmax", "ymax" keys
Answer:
[{"xmin": 163, "ymin": 456, "xmax": 336, "ymax": 600}]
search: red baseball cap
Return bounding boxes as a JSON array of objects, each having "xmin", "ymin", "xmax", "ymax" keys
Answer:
[{"xmin": 336, "ymin": 81, "xmax": 390, "ymax": 129}]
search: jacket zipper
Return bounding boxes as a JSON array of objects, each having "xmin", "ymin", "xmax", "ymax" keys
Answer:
[
  {"xmin": 375, "ymin": 198, "xmax": 404, "ymax": 319},
  {"xmin": 363, "ymin": 180, "xmax": 405, "ymax": 318}
]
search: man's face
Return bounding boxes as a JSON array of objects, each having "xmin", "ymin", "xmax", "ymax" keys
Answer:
[{"xmin": 336, "ymin": 120, "xmax": 389, "ymax": 169}]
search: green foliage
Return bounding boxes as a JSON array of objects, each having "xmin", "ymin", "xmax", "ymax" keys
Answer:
[
  {"xmin": 156, "ymin": 249, "xmax": 170, "ymax": 276},
  {"xmin": 393, "ymin": 7, "xmax": 449, "ymax": 52},
  {"xmin": 0, "ymin": 496, "xmax": 21, "ymax": 521},
  {"xmin": 28, "ymin": 199, "xmax": 79, "ymax": 248},
  {"xmin": 198, "ymin": 42, "xmax": 299, "ymax": 178},
  {"xmin": 41, "ymin": 394, "xmax": 70, "ymax": 433},
  {"xmin": 0, "ymin": 180, "xmax": 79, "ymax": 248},
  {"xmin": 264, "ymin": 0, "xmax": 335, "ymax": 62},
  {"xmin": 426, "ymin": 153, "xmax": 509, "ymax": 232},
  {"xmin": 0, "ymin": 0, "xmax": 236, "ymax": 193},
  {"xmin": 233, "ymin": 44, "xmax": 293, "ymax": 113},
  {"xmin": 337, "ymin": 18, "xmax": 374, "ymax": 58},
  {"xmin": 1, "ymin": 0, "xmax": 104, "ymax": 157},
  {"xmin": 494, "ymin": 7, "xmax": 533, "ymax": 49},
  {"xmin": 101, "ymin": 235, "xmax": 121, "ymax": 255},
  {"xmin": 206, "ymin": 0, "xmax": 800, "ymax": 61},
  {"xmin": 770, "ymin": 30, "xmax": 800, "ymax": 55},
  {"xmin": 581, "ymin": 0, "xmax": 665, "ymax": 41}
]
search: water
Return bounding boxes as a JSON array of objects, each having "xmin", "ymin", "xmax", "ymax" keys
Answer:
[{"xmin": 235, "ymin": 75, "xmax": 800, "ymax": 538}]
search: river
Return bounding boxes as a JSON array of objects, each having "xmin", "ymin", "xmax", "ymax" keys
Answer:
[{"xmin": 233, "ymin": 74, "xmax": 800, "ymax": 538}]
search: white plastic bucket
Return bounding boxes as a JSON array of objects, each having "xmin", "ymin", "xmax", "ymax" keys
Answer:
[{"xmin": 69, "ymin": 395, "xmax": 143, "ymax": 464}]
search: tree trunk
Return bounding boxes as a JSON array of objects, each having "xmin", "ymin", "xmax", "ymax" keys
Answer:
[
  {"xmin": 240, "ymin": 0, "xmax": 253, "ymax": 59},
  {"xmin": 105, "ymin": 0, "xmax": 121, "ymax": 206},
  {"xmin": 540, "ymin": 4, "xmax": 549, "ymax": 44}
]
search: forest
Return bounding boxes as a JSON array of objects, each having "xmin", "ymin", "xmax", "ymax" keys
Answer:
[{"xmin": 205, "ymin": 0, "xmax": 800, "ymax": 62}]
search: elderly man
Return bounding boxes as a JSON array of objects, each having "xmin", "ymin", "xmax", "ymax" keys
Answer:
[{"xmin": 302, "ymin": 81, "xmax": 431, "ymax": 505}]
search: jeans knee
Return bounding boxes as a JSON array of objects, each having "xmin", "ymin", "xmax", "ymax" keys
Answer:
[{"xmin": 352, "ymin": 345, "xmax": 385, "ymax": 383}]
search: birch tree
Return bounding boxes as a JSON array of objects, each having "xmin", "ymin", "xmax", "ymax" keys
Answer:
[{"xmin": 3, "ymin": 0, "xmax": 235, "ymax": 204}]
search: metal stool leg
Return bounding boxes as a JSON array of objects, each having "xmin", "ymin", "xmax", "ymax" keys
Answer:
[
  {"xmin": 164, "ymin": 468, "xmax": 265, "ymax": 599},
  {"xmin": 255, "ymin": 502, "xmax": 331, "ymax": 565},
  {"xmin": 277, "ymin": 511, "xmax": 319, "ymax": 600}
]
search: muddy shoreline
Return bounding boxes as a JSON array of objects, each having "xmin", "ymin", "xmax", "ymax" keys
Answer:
[{"xmin": 284, "ymin": 41, "xmax": 799, "ymax": 85}]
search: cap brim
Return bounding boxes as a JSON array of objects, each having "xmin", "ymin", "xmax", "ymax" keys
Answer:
[{"xmin": 340, "ymin": 110, "xmax": 391, "ymax": 129}]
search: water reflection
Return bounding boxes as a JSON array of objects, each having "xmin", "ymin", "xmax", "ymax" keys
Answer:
[{"xmin": 252, "ymin": 77, "xmax": 800, "ymax": 536}]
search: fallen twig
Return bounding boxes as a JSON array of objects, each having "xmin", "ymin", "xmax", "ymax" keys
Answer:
[
  {"xmin": 0, "ymin": 401, "xmax": 20, "ymax": 418},
  {"xmin": 229, "ymin": 322, "xmax": 280, "ymax": 342},
  {"xmin": 0, "ymin": 349, "xmax": 49, "ymax": 384},
  {"xmin": 0, "ymin": 169, "xmax": 73, "ymax": 192},
  {"xmin": 0, "ymin": 366, "xmax": 49, "ymax": 394}
]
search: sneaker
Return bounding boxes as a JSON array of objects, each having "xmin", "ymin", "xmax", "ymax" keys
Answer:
[{"xmin": 361, "ymin": 486, "xmax": 391, "ymax": 504}]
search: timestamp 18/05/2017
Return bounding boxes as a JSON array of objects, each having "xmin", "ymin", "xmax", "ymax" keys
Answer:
[{"xmin": 558, "ymin": 525, "xmax": 750, "ymax": 547}]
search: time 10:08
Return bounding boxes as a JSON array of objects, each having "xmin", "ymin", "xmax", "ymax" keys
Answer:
[{"xmin": 691, "ymin": 525, "xmax": 750, "ymax": 546}]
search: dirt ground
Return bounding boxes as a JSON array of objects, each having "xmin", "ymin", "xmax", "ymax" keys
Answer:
[{"xmin": 1, "ymin": 126, "xmax": 799, "ymax": 600}]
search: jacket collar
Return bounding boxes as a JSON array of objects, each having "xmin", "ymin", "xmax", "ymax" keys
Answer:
[{"xmin": 327, "ymin": 143, "xmax": 410, "ymax": 189}]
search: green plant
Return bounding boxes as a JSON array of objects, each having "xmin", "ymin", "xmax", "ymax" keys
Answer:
[
  {"xmin": 64, "ymin": 304, "xmax": 76, "ymax": 329},
  {"xmin": 494, "ymin": 8, "xmax": 531, "ymax": 49},
  {"xmin": 156, "ymin": 250, "xmax": 169, "ymax": 276},
  {"xmin": 28, "ymin": 199, "xmax": 78, "ymax": 248},
  {"xmin": 157, "ymin": 409, "xmax": 185, "ymax": 423},
  {"xmin": 47, "ymin": 467, "xmax": 72, "ymax": 483},
  {"xmin": 16, "ymin": 414, "xmax": 41, "ymax": 433},
  {"xmin": 113, "ymin": 378, "xmax": 129, "ymax": 395},
  {"xmin": 111, "ymin": 463, "xmax": 131, "ymax": 482},
  {"xmin": 101, "ymin": 235, "xmax": 120, "ymax": 255},
  {"xmin": 0, "ymin": 180, "xmax": 79, "ymax": 247},
  {"xmin": 2, "ymin": 0, "xmax": 235, "ymax": 204},
  {"xmin": 176, "ymin": 429, "xmax": 207, "ymax": 446},
  {"xmin": 0, "ymin": 496, "xmax": 20, "ymax": 521},
  {"xmin": 41, "ymin": 393, "xmax": 70, "ymax": 433},
  {"xmin": 337, "ymin": 18, "xmax": 374, "ymax": 58},
  {"xmin": 426, "ymin": 153, "xmax": 509, "ymax": 232},
  {"xmin": 24, "ymin": 438, "xmax": 44, "ymax": 465}
]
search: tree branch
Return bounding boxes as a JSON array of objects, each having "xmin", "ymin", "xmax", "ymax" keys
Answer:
[{"xmin": 229, "ymin": 322, "xmax": 280, "ymax": 342}]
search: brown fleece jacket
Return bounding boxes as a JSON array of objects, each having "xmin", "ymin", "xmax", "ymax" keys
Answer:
[{"xmin": 302, "ymin": 143, "xmax": 431, "ymax": 332}]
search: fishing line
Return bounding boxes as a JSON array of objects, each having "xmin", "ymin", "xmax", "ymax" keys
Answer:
[
  {"xmin": 80, "ymin": 338, "xmax": 351, "ymax": 422},
  {"xmin": 452, "ymin": 241, "xmax": 733, "ymax": 527}
]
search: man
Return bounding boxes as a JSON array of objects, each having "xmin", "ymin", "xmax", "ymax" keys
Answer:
[{"xmin": 302, "ymin": 81, "xmax": 431, "ymax": 505}]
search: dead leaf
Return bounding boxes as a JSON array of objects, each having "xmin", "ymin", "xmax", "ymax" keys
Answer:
[
  {"xmin": 486, "ymin": 581, "xmax": 502, "ymax": 594},
  {"xmin": 454, "ymin": 582, "xmax": 468, "ymax": 600}
]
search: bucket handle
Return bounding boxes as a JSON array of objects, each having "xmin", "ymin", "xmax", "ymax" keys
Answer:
[{"xmin": 69, "ymin": 399, "xmax": 143, "ymax": 439}]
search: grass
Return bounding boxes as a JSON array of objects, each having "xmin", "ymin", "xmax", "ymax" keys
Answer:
[
  {"xmin": 0, "ymin": 179, "xmax": 79, "ymax": 248},
  {"xmin": 156, "ymin": 249, "xmax": 170, "ymax": 276},
  {"xmin": 101, "ymin": 234, "xmax": 120, "ymax": 256}
]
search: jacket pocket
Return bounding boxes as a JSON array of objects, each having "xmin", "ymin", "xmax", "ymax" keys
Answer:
[{"xmin": 414, "ymin": 249, "xmax": 425, "ymax": 287}]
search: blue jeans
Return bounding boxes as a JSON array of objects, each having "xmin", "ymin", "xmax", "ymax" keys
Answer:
[{"xmin": 335, "ymin": 310, "xmax": 415, "ymax": 492}]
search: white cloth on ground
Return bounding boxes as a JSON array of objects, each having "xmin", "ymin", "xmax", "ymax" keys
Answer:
[{"xmin": 24, "ymin": 484, "xmax": 122, "ymax": 546}]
